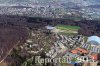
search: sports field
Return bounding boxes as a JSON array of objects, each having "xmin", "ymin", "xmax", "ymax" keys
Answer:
[
  {"xmin": 56, "ymin": 25, "xmax": 80, "ymax": 31},
  {"xmin": 55, "ymin": 25, "xmax": 80, "ymax": 35}
]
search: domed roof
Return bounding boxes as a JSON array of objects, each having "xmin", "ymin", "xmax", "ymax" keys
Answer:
[
  {"xmin": 45, "ymin": 25, "xmax": 55, "ymax": 30},
  {"xmin": 87, "ymin": 36, "xmax": 100, "ymax": 44}
]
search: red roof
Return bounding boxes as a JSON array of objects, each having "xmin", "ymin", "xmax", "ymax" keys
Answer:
[
  {"xmin": 71, "ymin": 50, "xmax": 79, "ymax": 54},
  {"xmin": 71, "ymin": 47, "xmax": 88, "ymax": 54},
  {"xmin": 76, "ymin": 47, "xmax": 88, "ymax": 54}
]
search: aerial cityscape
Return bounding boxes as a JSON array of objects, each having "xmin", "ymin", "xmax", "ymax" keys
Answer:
[{"xmin": 0, "ymin": 0, "xmax": 100, "ymax": 66}]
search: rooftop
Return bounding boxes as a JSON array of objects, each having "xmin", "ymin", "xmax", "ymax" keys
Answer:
[{"xmin": 87, "ymin": 36, "xmax": 100, "ymax": 44}]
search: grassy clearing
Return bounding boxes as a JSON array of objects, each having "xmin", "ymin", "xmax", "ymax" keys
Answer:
[
  {"xmin": 56, "ymin": 25, "xmax": 80, "ymax": 31},
  {"xmin": 55, "ymin": 25, "xmax": 80, "ymax": 35}
]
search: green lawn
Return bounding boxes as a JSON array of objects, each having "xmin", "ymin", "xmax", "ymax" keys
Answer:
[
  {"xmin": 55, "ymin": 25, "xmax": 80, "ymax": 35},
  {"xmin": 59, "ymin": 32, "xmax": 78, "ymax": 36},
  {"xmin": 56, "ymin": 25, "xmax": 80, "ymax": 31}
]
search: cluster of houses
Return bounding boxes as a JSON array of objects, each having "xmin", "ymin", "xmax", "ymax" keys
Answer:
[{"xmin": 46, "ymin": 34, "xmax": 100, "ymax": 65}]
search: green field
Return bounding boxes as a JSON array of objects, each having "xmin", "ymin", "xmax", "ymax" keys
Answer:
[
  {"xmin": 55, "ymin": 25, "xmax": 80, "ymax": 35},
  {"xmin": 56, "ymin": 25, "xmax": 80, "ymax": 30}
]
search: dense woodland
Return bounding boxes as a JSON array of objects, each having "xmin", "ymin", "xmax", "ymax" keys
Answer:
[{"xmin": 0, "ymin": 15, "xmax": 99, "ymax": 36}]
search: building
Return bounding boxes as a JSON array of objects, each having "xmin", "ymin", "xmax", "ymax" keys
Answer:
[
  {"xmin": 87, "ymin": 36, "xmax": 100, "ymax": 45},
  {"xmin": 90, "ymin": 53, "xmax": 100, "ymax": 61},
  {"xmin": 91, "ymin": 53, "xmax": 98, "ymax": 61},
  {"xmin": 71, "ymin": 47, "xmax": 88, "ymax": 55}
]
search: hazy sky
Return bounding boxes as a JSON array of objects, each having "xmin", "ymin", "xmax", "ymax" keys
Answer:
[{"xmin": 0, "ymin": 0, "xmax": 99, "ymax": 6}]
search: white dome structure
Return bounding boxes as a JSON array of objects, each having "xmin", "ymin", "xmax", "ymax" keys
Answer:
[
  {"xmin": 45, "ymin": 25, "xmax": 55, "ymax": 30},
  {"xmin": 87, "ymin": 36, "xmax": 100, "ymax": 44}
]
